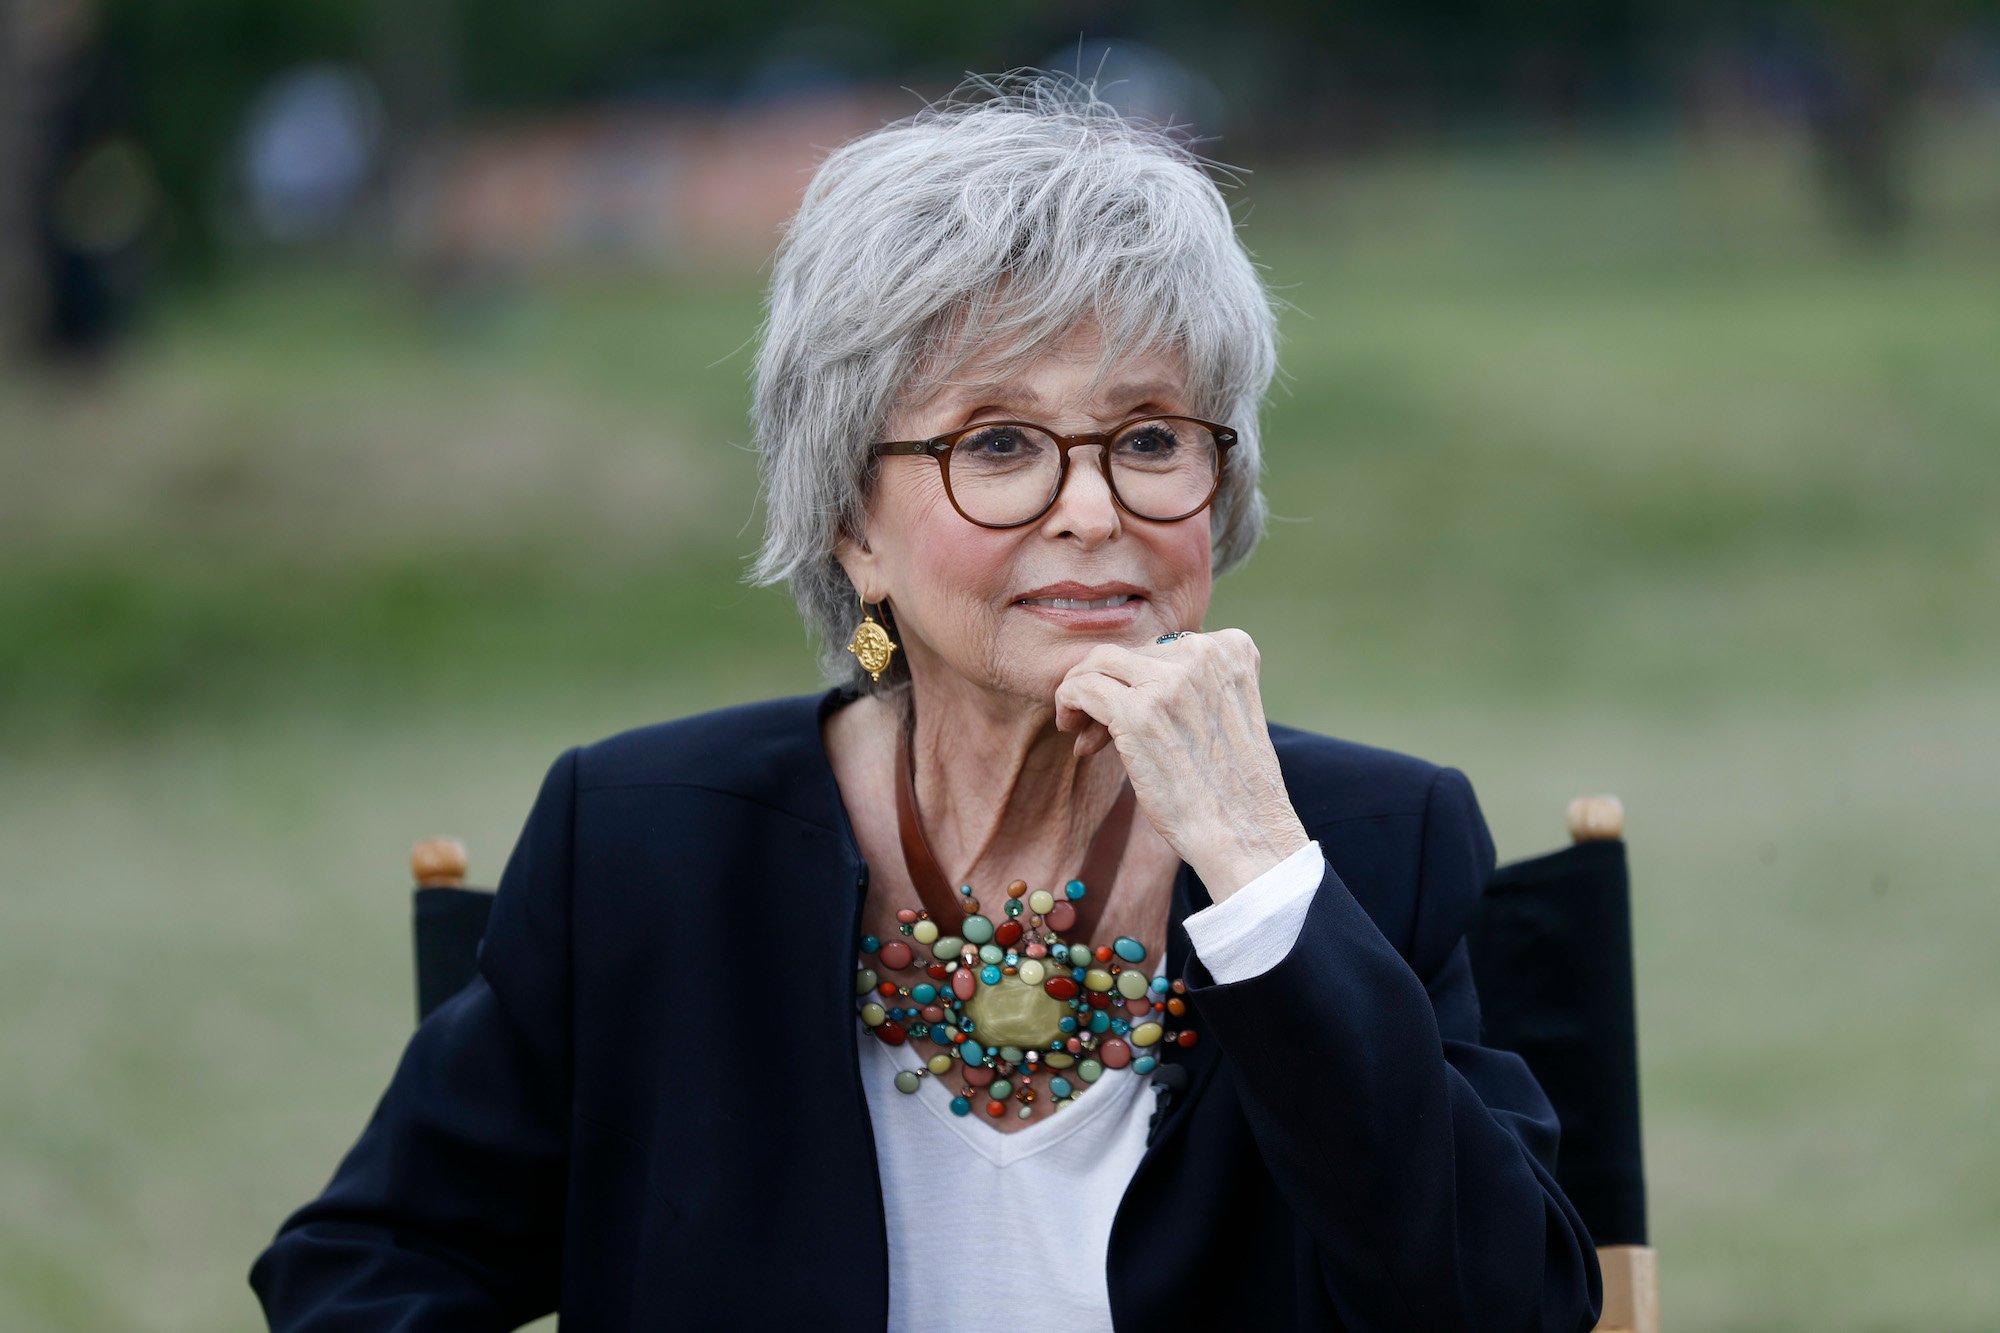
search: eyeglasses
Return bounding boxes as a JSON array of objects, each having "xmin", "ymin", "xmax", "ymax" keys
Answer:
[{"xmin": 869, "ymin": 415, "xmax": 1238, "ymax": 529}]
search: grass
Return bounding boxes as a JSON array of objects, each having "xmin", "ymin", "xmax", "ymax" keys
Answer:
[{"xmin": 2, "ymin": 124, "xmax": 1997, "ymax": 1329}]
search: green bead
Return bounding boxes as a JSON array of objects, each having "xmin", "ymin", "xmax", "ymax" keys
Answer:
[
  {"xmin": 990, "ymin": 1078, "xmax": 1013, "ymax": 1100},
  {"xmin": 1017, "ymin": 1106, "xmax": 1034, "ymax": 1119},
  {"xmin": 1116, "ymin": 970, "xmax": 1150, "ymax": 1000},
  {"xmin": 979, "ymin": 943, "xmax": 1004, "ymax": 965},
  {"xmin": 855, "ymin": 969, "xmax": 878, "ymax": 995},
  {"xmin": 894, "ymin": 1071, "xmax": 922, "ymax": 1094},
  {"xmin": 1005, "ymin": 898, "xmax": 1024, "ymax": 917},
  {"xmin": 1077, "ymin": 1059, "xmax": 1104, "ymax": 1083},
  {"xmin": 999, "ymin": 1045, "xmax": 1024, "ymax": 1065},
  {"xmin": 961, "ymin": 915, "xmax": 995, "ymax": 945},
  {"xmin": 932, "ymin": 936, "xmax": 963, "ymax": 961}
]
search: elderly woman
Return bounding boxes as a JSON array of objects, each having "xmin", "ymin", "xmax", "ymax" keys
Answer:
[{"xmin": 251, "ymin": 74, "xmax": 1599, "ymax": 1331}]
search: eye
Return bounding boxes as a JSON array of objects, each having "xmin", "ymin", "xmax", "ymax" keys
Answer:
[
  {"xmin": 957, "ymin": 424, "xmax": 1037, "ymax": 457},
  {"xmin": 1115, "ymin": 420, "xmax": 1181, "ymax": 456}
]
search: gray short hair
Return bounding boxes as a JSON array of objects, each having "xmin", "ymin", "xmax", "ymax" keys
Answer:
[{"xmin": 748, "ymin": 69, "xmax": 1280, "ymax": 689}]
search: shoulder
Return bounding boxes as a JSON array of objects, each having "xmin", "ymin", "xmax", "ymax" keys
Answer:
[
  {"xmin": 562, "ymin": 692, "xmax": 844, "ymax": 832},
  {"xmin": 1265, "ymin": 721, "xmax": 1463, "ymax": 834},
  {"xmin": 1266, "ymin": 723, "xmax": 1494, "ymax": 965}
]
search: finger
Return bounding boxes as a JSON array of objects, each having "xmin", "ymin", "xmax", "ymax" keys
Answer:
[
  {"xmin": 1053, "ymin": 669, "xmax": 1128, "ymax": 736},
  {"xmin": 1074, "ymin": 723, "xmax": 1114, "ymax": 758},
  {"xmin": 1067, "ymin": 642, "xmax": 1176, "ymax": 689}
]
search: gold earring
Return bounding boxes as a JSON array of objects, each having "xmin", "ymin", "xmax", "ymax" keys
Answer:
[{"xmin": 846, "ymin": 600, "xmax": 898, "ymax": 682}]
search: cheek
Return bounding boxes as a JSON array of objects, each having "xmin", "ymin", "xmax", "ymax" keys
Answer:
[{"xmin": 1160, "ymin": 525, "xmax": 1214, "ymax": 603}]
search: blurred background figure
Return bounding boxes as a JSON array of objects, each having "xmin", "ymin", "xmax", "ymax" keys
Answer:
[{"xmin": 3, "ymin": 1, "xmax": 1998, "ymax": 1330}]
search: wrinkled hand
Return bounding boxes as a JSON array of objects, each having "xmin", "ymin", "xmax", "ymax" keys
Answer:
[{"xmin": 1054, "ymin": 629, "xmax": 1310, "ymax": 899}]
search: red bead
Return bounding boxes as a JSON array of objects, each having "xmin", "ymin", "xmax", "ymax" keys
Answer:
[
  {"xmin": 985, "ymin": 1100, "xmax": 1005, "ymax": 1118},
  {"xmin": 995, "ymin": 921, "xmax": 1023, "ymax": 948},
  {"xmin": 927, "ymin": 964, "xmax": 948, "ymax": 981},
  {"xmin": 876, "ymin": 1021, "xmax": 907, "ymax": 1046},
  {"xmin": 1086, "ymin": 992, "xmax": 1110, "ymax": 1010},
  {"xmin": 1043, "ymin": 976, "xmax": 1079, "ymax": 1001},
  {"xmin": 1094, "ymin": 945, "xmax": 1113, "ymax": 963},
  {"xmin": 877, "ymin": 982, "xmax": 897, "ymax": 998},
  {"xmin": 1177, "ymin": 1029, "xmax": 1199, "ymax": 1048}
]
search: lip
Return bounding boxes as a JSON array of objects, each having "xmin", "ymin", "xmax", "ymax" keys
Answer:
[
  {"xmin": 1013, "ymin": 581, "xmax": 1147, "ymax": 603},
  {"xmin": 1012, "ymin": 581, "xmax": 1148, "ymax": 630}
]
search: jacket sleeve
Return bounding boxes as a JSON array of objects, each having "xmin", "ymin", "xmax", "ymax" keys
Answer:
[
  {"xmin": 1182, "ymin": 766, "xmax": 1603, "ymax": 1332},
  {"xmin": 248, "ymin": 748, "xmax": 579, "ymax": 1331}
]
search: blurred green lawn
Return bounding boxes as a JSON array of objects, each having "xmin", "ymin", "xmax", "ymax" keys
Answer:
[{"xmin": 4, "ymin": 129, "xmax": 1998, "ymax": 1330}]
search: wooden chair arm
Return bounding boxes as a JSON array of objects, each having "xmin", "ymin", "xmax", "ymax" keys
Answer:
[{"xmin": 1594, "ymin": 1243, "xmax": 1658, "ymax": 1332}]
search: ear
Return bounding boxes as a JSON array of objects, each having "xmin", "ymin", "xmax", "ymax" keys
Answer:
[{"xmin": 833, "ymin": 522, "xmax": 883, "ymax": 604}]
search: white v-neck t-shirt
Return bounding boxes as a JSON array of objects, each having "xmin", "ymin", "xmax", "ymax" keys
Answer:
[{"xmin": 858, "ymin": 841, "xmax": 1325, "ymax": 1333}]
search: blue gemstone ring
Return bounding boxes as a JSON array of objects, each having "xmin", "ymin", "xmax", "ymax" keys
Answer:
[{"xmin": 1155, "ymin": 630, "xmax": 1193, "ymax": 645}]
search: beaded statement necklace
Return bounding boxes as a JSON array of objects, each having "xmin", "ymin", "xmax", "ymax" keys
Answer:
[{"xmin": 853, "ymin": 730, "xmax": 1199, "ymax": 1122}]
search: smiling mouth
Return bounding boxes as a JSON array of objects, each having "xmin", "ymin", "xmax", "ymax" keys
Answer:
[{"xmin": 1017, "ymin": 594, "xmax": 1137, "ymax": 610}]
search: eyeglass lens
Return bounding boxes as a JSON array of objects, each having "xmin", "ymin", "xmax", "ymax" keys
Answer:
[{"xmin": 943, "ymin": 418, "xmax": 1219, "ymax": 525}]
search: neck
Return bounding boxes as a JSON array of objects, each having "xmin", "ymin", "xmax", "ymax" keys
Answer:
[{"xmin": 901, "ymin": 667, "xmax": 1126, "ymax": 891}]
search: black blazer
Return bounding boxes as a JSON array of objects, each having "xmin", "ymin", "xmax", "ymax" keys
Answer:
[{"xmin": 250, "ymin": 689, "xmax": 1602, "ymax": 1330}]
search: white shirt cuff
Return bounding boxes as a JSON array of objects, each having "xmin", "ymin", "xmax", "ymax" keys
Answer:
[{"xmin": 1182, "ymin": 839, "xmax": 1324, "ymax": 984}]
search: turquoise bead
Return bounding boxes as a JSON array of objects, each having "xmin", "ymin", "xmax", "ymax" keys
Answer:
[
  {"xmin": 1150, "ymin": 976, "xmax": 1170, "ymax": 994},
  {"xmin": 1132, "ymin": 1056, "xmax": 1158, "ymax": 1075},
  {"xmin": 1089, "ymin": 1010, "xmax": 1110, "ymax": 1033},
  {"xmin": 1065, "ymin": 879, "xmax": 1087, "ymax": 900},
  {"xmin": 962, "ymin": 1041, "xmax": 986, "ymax": 1064},
  {"xmin": 1050, "ymin": 1076, "xmax": 1073, "ymax": 1098},
  {"xmin": 860, "ymin": 935, "xmax": 880, "ymax": 953},
  {"xmin": 961, "ymin": 915, "xmax": 996, "ymax": 945},
  {"xmin": 1110, "ymin": 1018, "xmax": 1130, "ymax": 1034},
  {"xmin": 950, "ymin": 1096, "xmax": 972, "ymax": 1116},
  {"xmin": 1113, "ymin": 936, "xmax": 1146, "ymax": 963},
  {"xmin": 980, "ymin": 964, "xmax": 1001, "ymax": 984},
  {"xmin": 911, "ymin": 983, "xmax": 938, "ymax": 1005},
  {"xmin": 1004, "ymin": 899, "xmax": 1023, "ymax": 918},
  {"xmin": 1058, "ymin": 1017, "xmax": 1078, "ymax": 1033}
]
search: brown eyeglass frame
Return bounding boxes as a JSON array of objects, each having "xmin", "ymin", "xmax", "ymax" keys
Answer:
[{"xmin": 869, "ymin": 415, "xmax": 1239, "ymax": 529}]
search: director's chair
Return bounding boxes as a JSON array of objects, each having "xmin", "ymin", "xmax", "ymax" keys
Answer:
[{"xmin": 406, "ymin": 793, "xmax": 1658, "ymax": 1332}]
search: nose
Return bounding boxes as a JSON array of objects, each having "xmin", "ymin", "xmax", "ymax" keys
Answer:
[{"xmin": 1038, "ymin": 443, "xmax": 1121, "ymax": 547}]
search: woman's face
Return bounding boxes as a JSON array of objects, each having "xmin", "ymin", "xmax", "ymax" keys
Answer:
[{"xmin": 840, "ymin": 324, "xmax": 1215, "ymax": 708}]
